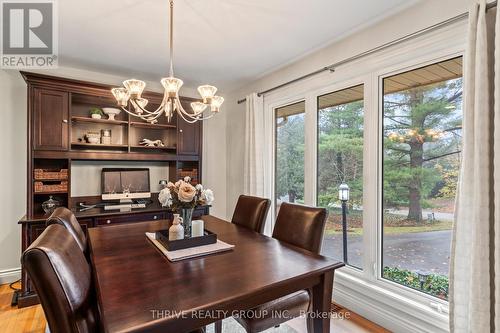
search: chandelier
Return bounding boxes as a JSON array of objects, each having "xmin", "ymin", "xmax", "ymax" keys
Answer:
[{"xmin": 110, "ymin": 0, "xmax": 223, "ymax": 124}]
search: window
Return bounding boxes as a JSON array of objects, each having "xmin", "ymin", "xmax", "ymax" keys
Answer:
[
  {"xmin": 317, "ymin": 85, "xmax": 364, "ymax": 269},
  {"xmin": 275, "ymin": 101, "xmax": 305, "ymax": 213},
  {"xmin": 382, "ymin": 57, "xmax": 463, "ymax": 300}
]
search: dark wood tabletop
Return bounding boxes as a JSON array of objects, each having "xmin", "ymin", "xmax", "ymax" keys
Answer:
[{"xmin": 88, "ymin": 215, "xmax": 344, "ymax": 333}]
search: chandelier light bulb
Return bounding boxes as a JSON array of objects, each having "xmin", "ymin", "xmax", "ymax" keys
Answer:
[
  {"xmin": 210, "ymin": 96, "xmax": 224, "ymax": 112},
  {"xmin": 123, "ymin": 79, "xmax": 146, "ymax": 99},
  {"xmin": 191, "ymin": 102, "xmax": 208, "ymax": 114},
  {"xmin": 197, "ymin": 85, "xmax": 217, "ymax": 103},
  {"xmin": 161, "ymin": 77, "xmax": 184, "ymax": 97},
  {"xmin": 111, "ymin": 88, "xmax": 130, "ymax": 107}
]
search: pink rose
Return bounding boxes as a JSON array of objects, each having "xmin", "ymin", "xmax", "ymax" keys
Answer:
[{"xmin": 178, "ymin": 182, "xmax": 196, "ymax": 202}]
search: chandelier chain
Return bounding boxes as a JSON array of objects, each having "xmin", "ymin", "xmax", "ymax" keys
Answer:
[{"xmin": 169, "ymin": 0, "xmax": 174, "ymax": 77}]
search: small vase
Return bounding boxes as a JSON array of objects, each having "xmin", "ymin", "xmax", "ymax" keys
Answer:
[{"xmin": 180, "ymin": 208, "xmax": 194, "ymax": 238}]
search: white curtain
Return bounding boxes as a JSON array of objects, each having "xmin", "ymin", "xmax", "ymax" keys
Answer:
[
  {"xmin": 244, "ymin": 93, "xmax": 265, "ymax": 196},
  {"xmin": 450, "ymin": 1, "xmax": 499, "ymax": 332}
]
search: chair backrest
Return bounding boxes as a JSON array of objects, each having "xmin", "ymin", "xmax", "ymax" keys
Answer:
[
  {"xmin": 272, "ymin": 202, "xmax": 327, "ymax": 254},
  {"xmin": 22, "ymin": 224, "xmax": 98, "ymax": 333},
  {"xmin": 47, "ymin": 207, "xmax": 87, "ymax": 253},
  {"xmin": 231, "ymin": 195, "xmax": 271, "ymax": 233}
]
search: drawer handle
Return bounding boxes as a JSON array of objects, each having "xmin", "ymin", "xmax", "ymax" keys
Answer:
[
  {"xmin": 153, "ymin": 216, "xmax": 158, "ymax": 220},
  {"xmin": 106, "ymin": 220, "xmax": 111, "ymax": 224},
  {"xmin": 179, "ymin": 129, "xmax": 183, "ymax": 133},
  {"xmin": 62, "ymin": 119, "xmax": 68, "ymax": 123}
]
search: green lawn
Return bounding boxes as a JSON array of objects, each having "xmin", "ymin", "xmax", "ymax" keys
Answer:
[{"xmin": 324, "ymin": 215, "xmax": 453, "ymax": 236}]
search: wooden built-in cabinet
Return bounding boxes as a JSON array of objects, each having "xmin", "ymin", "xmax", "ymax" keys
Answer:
[
  {"xmin": 17, "ymin": 72, "xmax": 207, "ymax": 307},
  {"xmin": 33, "ymin": 88, "xmax": 69, "ymax": 151}
]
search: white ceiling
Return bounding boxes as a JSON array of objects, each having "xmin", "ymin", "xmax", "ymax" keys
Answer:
[{"xmin": 59, "ymin": 0, "xmax": 419, "ymax": 92}]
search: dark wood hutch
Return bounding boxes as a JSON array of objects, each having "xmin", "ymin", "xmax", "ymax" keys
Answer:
[{"xmin": 16, "ymin": 72, "xmax": 209, "ymax": 307}]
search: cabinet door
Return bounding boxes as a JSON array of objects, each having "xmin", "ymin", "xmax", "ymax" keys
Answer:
[
  {"xmin": 177, "ymin": 116, "xmax": 201, "ymax": 156},
  {"xmin": 33, "ymin": 88, "xmax": 69, "ymax": 151}
]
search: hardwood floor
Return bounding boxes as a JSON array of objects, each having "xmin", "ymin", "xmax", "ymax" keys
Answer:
[
  {"xmin": 0, "ymin": 282, "xmax": 389, "ymax": 333},
  {"xmin": 0, "ymin": 282, "xmax": 45, "ymax": 333}
]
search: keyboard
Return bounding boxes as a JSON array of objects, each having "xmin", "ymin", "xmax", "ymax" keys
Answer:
[{"xmin": 104, "ymin": 203, "xmax": 146, "ymax": 211}]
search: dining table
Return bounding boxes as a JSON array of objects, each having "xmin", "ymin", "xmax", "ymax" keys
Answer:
[{"xmin": 88, "ymin": 215, "xmax": 344, "ymax": 333}]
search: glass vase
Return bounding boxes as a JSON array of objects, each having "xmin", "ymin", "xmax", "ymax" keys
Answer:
[{"xmin": 181, "ymin": 207, "xmax": 194, "ymax": 237}]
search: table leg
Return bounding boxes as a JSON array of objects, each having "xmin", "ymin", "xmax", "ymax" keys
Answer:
[
  {"xmin": 310, "ymin": 270, "xmax": 334, "ymax": 333},
  {"xmin": 214, "ymin": 319, "xmax": 222, "ymax": 333}
]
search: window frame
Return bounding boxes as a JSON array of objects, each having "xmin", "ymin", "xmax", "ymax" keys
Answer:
[
  {"xmin": 316, "ymin": 83, "xmax": 366, "ymax": 270},
  {"xmin": 274, "ymin": 99, "xmax": 307, "ymax": 217},
  {"xmin": 375, "ymin": 53, "xmax": 463, "ymax": 305}
]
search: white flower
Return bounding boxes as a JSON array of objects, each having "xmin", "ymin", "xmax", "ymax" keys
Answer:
[
  {"xmin": 158, "ymin": 188, "xmax": 172, "ymax": 207},
  {"xmin": 167, "ymin": 182, "xmax": 175, "ymax": 188},
  {"xmin": 175, "ymin": 180, "xmax": 184, "ymax": 187},
  {"xmin": 195, "ymin": 184, "xmax": 203, "ymax": 192},
  {"xmin": 201, "ymin": 189, "xmax": 214, "ymax": 205},
  {"xmin": 184, "ymin": 176, "xmax": 191, "ymax": 183}
]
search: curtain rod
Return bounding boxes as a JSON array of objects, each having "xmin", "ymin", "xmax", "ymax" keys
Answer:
[{"xmin": 236, "ymin": 0, "xmax": 497, "ymax": 105}]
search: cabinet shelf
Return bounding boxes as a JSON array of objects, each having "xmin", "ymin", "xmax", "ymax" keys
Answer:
[
  {"xmin": 130, "ymin": 145, "xmax": 176, "ymax": 151},
  {"xmin": 130, "ymin": 122, "xmax": 176, "ymax": 130},
  {"xmin": 71, "ymin": 142, "xmax": 128, "ymax": 149},
  {"xmin": 71, "ymin": 116, "xmax": 128, "ymax": 126},
  {"xmin": 34, "ymin": 190, "xmax": 68, "ymax": 195}
]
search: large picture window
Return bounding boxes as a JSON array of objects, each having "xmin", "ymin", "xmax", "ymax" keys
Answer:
[
  {"xmin": 381, "ymin": 57, "xmax": 463, "ymax": 300},
  {"xmin": 317, "ymin": 85, "xmax": 364, "ymax": 269}
]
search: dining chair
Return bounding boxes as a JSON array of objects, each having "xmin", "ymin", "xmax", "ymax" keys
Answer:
[
  {"xmin": 22, "ymin": 224, "xmax": 99, "ymax": 333},
  {"xmin": 47, "ymin": 207, "xmax": 87, "ymax": 253},
  {"xmin": 231, "ymin": 195, "xmax": 271, "ymax": 233},
  {"xmin": 234, "ymin": 202, "xmax": 328, "ymax": 333}
]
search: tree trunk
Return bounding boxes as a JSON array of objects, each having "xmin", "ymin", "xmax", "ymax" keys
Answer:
[
  {"xmin": 288, "ymin": 191, "xmax": 296, "ymax": 203},
  {"xmin": 408, "ymin": 141, "xmax": 423, "ymax": 222}
]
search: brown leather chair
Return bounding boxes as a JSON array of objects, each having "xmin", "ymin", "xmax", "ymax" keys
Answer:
[
  {"xmin": 231, "ymin": 195, "xmax": 271, "ymax": 233},
  {"xmin": 47, "ymin": 207, "xmax": 87, "ymax": 253},
  {"xmin": 22, "ymin": 224, "xmax": 98, "ymax": 333},
  {"xmin": 234, "ymin": 202, "xmax": 328, "ymax": 333}
]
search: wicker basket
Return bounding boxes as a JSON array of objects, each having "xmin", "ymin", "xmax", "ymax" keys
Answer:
[
  {"xmin": 34, "ymin": 181, "xmax": 68, "ymax": 193},
  {"xmin": 34, "ymin": 169, "xmax": 68, "ymax": 181}
]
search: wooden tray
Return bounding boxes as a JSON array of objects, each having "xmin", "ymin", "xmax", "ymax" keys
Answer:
[{"xmin": 155, "ymin": 229, "xmax": 217, "ymax": 251}]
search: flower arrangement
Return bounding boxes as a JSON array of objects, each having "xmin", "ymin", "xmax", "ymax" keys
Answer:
[{"xmin": 158, "ymin": 176, "xmax": 214, "ymax": 211}]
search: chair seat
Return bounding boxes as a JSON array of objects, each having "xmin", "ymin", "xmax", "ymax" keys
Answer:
[{"xmin": 234, "ymin": 290, "xmax": 310, "ymax": 333}]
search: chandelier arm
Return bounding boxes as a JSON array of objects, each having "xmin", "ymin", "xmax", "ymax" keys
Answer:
[
  {"xmin": 175, "ymin": 97, "xmax": 206, "ymax": 118},
  {"xmin": 130, "ymin": 98, "xmax": 167, "ymax": 115},
  {"xmin": 174, "ymin": 98, "xmax": 216, "ymax": 121},
  {"xmin": 174, "ymin": 100, "xmax": 203, "ymax": 123},
  {"xmin": 175, "ymin": 98, "xmax": 202, "ymax": 120},
  {"xmin": 119, "ymin": 106, "xmax": 157, "ymax": 122}
]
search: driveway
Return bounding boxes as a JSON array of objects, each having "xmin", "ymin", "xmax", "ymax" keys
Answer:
[{"xmin": 322, "ymin": 230, "xmax": 452, "ymax": 275}]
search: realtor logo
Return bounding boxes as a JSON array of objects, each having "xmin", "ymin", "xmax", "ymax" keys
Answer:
[{"xmin": 1, "ymin": 0, "xmax": 58, "ymax": 68}]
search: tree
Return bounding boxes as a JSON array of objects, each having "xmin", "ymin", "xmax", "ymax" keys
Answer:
[
  {"xmin": 383, "ymin": 78, "xmax": 462, "ymax": 222},
  {"xmin": 276, "ymin": 113, "xmax": 305, "ymax": 203},
  {"xmin": 317, "ymin": 101, "xmax": 364, "ymax": 208}
]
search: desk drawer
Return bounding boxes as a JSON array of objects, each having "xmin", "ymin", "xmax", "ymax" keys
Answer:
[{"xmin": 96, "ymin": 212, "xmax": 165, "ymax": 226}]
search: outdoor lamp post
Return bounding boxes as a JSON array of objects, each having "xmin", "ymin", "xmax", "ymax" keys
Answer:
[
  {"xmin": 338, "ymin": 183, "xmax": 350, "ymax": 264},
  {"xmin": 417, "ymin": 271, "xmax": 429, "ymax": 291}
]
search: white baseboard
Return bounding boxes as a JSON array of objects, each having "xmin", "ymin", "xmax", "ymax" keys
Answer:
[{"xmin": 0, "ymin": 267, "xmax": 21, "ymax": 285}]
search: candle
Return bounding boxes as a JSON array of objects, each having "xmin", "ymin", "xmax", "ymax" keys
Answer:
[{"xmin": 192, "ymin": 220, "xmax": 204, "ymax": 237}]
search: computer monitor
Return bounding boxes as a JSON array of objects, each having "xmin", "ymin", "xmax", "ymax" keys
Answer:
[{"xmin": 101, "ymin": 168, "xmax": 151, "ymax": 203}]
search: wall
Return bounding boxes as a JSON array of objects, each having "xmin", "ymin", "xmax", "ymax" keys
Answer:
[
  {"xmin": 0, "ymin": 70, "xmax": 27, "ymax": 283},
  {"xmin": 224, "ymin": 0, "xmax": 474, "ymax": 216},
  {"xmin": 71, "ymin": 161, "xmax": 170, "ymax": 197},
  {"xmin": 0, "ymin": 66, "xmax": 227, "ymax": 283}
]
